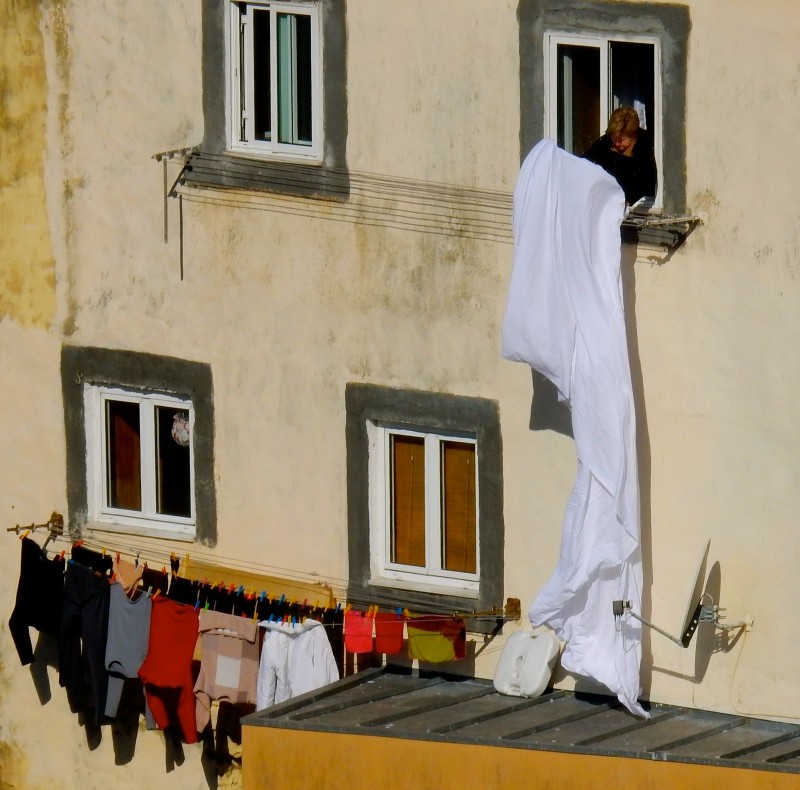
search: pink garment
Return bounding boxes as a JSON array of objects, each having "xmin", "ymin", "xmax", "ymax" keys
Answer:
[{"xmin": 194, "ymin": 610, "xmax": 260, "ymax": 732}]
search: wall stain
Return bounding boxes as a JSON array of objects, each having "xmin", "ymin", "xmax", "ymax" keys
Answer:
[{"xmin": 0, "ymin": 0, "xmax": 57, "ymax": 328}]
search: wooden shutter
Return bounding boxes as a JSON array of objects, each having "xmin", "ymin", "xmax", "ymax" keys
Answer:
[
  {"xmin": 441, "ymin": 441, "xmax": 476, "ymax": 573},
  {"xmin": 391, "ymin": 434, "xmax": 426, "ymax": 567}
]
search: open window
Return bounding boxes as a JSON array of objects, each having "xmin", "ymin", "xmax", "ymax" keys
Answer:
[
  {"xmin": 62, "ymin": 346, "xmax": 217, "ymax": 544},
  {"xmin": 520, "ymin": 0, "xmax": 689, "ymax": 215},
  {"xmin": 187, "ymin": 0, "xmax": 347, "ymax": 198},
  {"xmin": 545, "ymin": 33, "xmax": 661, "ymax": 208},
  {"xmin": 229, "ymin": 1, "xmax": 322, "ymax": 161},
  {"xmin": 84, "ymin": 386, "xmax": 195, "ymax": 537}
]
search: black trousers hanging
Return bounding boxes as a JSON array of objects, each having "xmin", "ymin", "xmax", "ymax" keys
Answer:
[{"xmin": 59, "ymin": 561, "xmax": 110, "ymax": 726}]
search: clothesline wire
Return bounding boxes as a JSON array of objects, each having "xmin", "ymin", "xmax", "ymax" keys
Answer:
[{"xmin": 15, "ymin": 529, "xmax": 516, "ymax": 624}]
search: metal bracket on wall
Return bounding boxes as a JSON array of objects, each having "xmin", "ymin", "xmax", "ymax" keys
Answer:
[
  {"xmin": 153, "ymin": 147, "xmax": 194, "ymax": 280},
  {"xmin": 621, "ymin": 212, "xmax": 704, "ymax": 251}
]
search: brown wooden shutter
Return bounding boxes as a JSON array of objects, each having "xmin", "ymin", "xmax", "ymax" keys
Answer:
[
  {"xmin": 441, "ymin": 441, "xmax": 476, "ymax": 573},
  {"xmin": 391, "ymin": 434, "xmax": 426, "ymax": 567}
]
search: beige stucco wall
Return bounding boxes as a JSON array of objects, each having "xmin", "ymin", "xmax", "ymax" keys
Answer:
[{"xmin": 2, "ymin": 0, "xmax": 800, "ymax": 785}]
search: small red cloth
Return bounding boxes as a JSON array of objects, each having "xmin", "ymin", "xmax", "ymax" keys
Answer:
[
  {"xmin": 374, "ymin": 612, "xmax": 406, "ymax": 655},
  {"xmin": 344, "ymin": 609, "xmax": 374, "ymax": 654}
]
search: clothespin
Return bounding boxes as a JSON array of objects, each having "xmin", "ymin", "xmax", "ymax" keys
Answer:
[
  {"xmin": 344, "ymin": 603, "xmax": 351, "ymax": 613},
  {"xmin": 134, "ymin": 550, "xmax": 140, "ymax": 568},
  {"xmin": 115, "ymin": 552, "xmax": 121, "ymax": 564},
  {"xmin": 101, "ymin": 547, "xmax": 106, "ymax": 557},
  {"xmin": 336, "ymin": 602, "xmax": 343, "ymax": 613},
  {"xmin": 396, "ymin": 607, "xmax": 403, "ymax": 619},
  {"xmin": 279, "ymin": 594, "xmax": 285, "ymax": 606},
  {"xmin": 302, "ymin": 598, "xmax": 308, "ymax": 609},
  {"xmin": 19, "ymin": 530, "xmax": 31, "ymax": 540},
  {"xmin": 58, "ymin": 550, "xmax": 66, "ymax": 561},
  {"xmin": 147, "ymin": 586, "xmax": 153, "ymax": 598},
  {"xmin": 73, "ymin": 539, "xmax": 84, "ymax": 548},
  {"xmin": 237, "ymin": 585, "xmax": 244, "ymax": 596}
]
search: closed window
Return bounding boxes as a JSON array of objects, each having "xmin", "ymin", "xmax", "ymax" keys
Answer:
[
  {"xmin": 85, "ymin": 387, "xmax": 195, "ymax": 536},
  {"xmin": 229, "ymin": 1, "xmax": 322, "ymax": 161},
  {"xmin": 346, "ymin": 384, "xmax": 503, "ymax": 626},
  {"xmin": 372, "ymin": 425, "xmax": 479, "ymax": 594}
]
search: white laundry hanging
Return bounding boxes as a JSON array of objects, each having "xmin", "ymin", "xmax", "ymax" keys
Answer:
[{"xmin": 501, "ymin": 138, "xmax": 646, "ymax": 717}]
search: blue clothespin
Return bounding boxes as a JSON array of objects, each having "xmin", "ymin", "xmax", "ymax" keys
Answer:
[
  {"xmin": 237, "ymin": 585, "xmax": 244, "ymax": 596},
  {"xmin": 279, "ymin": 594, "xmax": 285, "ymax": 605},
  {"xmin": 396, "ymin": 607, "xmax": 403, "ymax": 619}
]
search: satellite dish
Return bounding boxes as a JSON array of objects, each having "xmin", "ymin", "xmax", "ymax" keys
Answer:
[
  {"xmin": 612, "ymin": 539, "xmax": 712, "ymax": 649},
  {"xmin": 612, "ymin": 539, "xmax": 752, "ymax": 649},
  {"xmin": 678, "ymin": 539, "xmax": 711, "ymax": 648}
]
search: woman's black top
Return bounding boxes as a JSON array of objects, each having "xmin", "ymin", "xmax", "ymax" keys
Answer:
[{"xmin": 581, "ymin": 132, "xmax": 657, "ymax": 205}]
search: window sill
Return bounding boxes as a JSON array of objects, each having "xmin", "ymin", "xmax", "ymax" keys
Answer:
[
  {"xmin": 85, "ymin": 521, "xmax": 196, "ymax": 543},
  {"xmin": 368, "ymin": 576, "xmax": 481, "ymax": 600}
]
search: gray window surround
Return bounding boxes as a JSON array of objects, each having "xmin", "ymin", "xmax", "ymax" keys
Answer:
[
  {"xmin": 186, "ymin": 0, "xmax": 349, "ymax": 200},
  {"xmin": 345, "ymin": 383, "xmax": 504, "ymax": 634},
  {"xmin": 61, "ymin": 346, "xmax": 217, "ymax": 546},
  {"xmin": 519, "ymin": 0, "xmax": 690, "ymax": 216}
]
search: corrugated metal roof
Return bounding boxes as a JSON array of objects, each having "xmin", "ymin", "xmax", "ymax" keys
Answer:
[{"xmin": 243, "ymin": 666, "xmax": 800, "ymax": 776}]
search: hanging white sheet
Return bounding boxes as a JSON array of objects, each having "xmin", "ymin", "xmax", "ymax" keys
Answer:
[{"xmin": 501, "ymin": 138, "xmax": 645, "ymax": 717}]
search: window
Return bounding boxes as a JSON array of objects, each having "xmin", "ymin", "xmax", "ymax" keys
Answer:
[
  {"xmin": 84, "ymin": 386, "xmax": 195, "ymax": 537},
  {"xmin": 62, "ymin": 346, "xmax": 217, "ymax": 544},
  {"xmin": 189, "ymin": 0, "xmax": 347, "ymax": 197},
  {"xmin": 229, "ymin": 1, "xmax": 322, "ymax": 161},
  {"xmin": 346, "ymin": 384, "xmax": 503, "ymax": 629},
  {"xmin": 519, "ymin": 0, "xmax": 689, "ymax": 215},
  {"xmin": 544, "ymin": 32, "xmax": 661, "ymax": 207},
  {"xmin": 370, "ymin": 424, "xmax": 479, "ymax": 594}
]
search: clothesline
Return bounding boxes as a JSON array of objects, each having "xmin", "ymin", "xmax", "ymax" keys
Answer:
[{"xmin": 9, "ymin": 520, "xmax": 519, "ymax": 624}]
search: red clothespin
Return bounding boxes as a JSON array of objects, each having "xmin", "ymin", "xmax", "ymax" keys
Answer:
[{"xmin": 115, "ymin": 552, "xmax": 121, "ymax": 564}]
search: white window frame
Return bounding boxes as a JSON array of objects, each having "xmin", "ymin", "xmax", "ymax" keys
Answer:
[
  {"xmin": 543, "ymin": 30, "xmax": 663, "ymax": 209},
  {"xmin": 227, "ymin": 0, "xmax": 323, "ymax": 162},
  {"xmin": 84, "ymin": 385, "xmax": 196, "ymax": 540},
  {"xmin": 367, "ymin": 421, "xmax": 480, "ymax": 596}
]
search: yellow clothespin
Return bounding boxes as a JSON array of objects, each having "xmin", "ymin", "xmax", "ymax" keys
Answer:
[{"xmin": 19, "ymin": 530, "xmax": 31, "ymax": 540}]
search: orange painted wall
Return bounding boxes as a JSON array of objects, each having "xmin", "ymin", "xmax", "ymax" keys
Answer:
[{"xmin": 242, "ymin": 727, "xmax": 800, "ymax": 790}]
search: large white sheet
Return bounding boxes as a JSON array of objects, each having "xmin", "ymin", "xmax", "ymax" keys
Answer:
[{"xmin": 502, "ymin": 139, "xmax": 646, "ymax": 717}]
